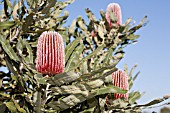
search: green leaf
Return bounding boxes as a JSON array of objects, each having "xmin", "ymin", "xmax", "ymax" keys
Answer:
[
  {"xmin": 65, "ymin": 44, "xmax": 84, "ymax": 72},
  {"xmin": 103, "ymin": 48, "xmax": 113, "ymax": 65},
  {"xmin": 77, "ymin": 17, "xmax": 87, "ymax": 31},
  {"xmin": 22, "ymin": 13, "xmax": 34, "ymax": 33},
  {"xmin": 127, "ymin": 34, "xmax": 140, "ymax": 40},
  {"xmin": 129, "ymin": 91, "xmax": 144, "ymax": 104},
  {"xmin": 33, "ymin": 90, "xmax": 42, "ymax": 113},
  {"xmin": 80, "ymin": 107, "xmax": 95, "ymax": 113},
  {"xmin": 12, "ymin": 1, "xmax": 21, "ymax": 19},
  {"xmin": 47, "ymin": 71, "xmax": 80, "ymax": 86},
  {"xmin": 5, "ymin": 102, "xmax": 17, "ymax": 112},
  {"xmin": 5, "ymin": 55, "xmax": 18, "ymax": 76},
  {"xmin": 69, "ymin": 19, "xmax": 76, "ymax": 34},
  {"xmin": 5, "ymin": 0, "xmax": 13, "ymax": 8},
  {"xmin": 70, "ymin": 44, "xmax": 105, "ymax": 71},
  {"xmin": 85, "ymin": 8, "xmax": 97, "ymax": 22},
  {"xmin": 0, "ymin": 21, "xmax": 16, "ymax": 30},
  {"xmin": 34, "ymin": 74, "xmax": 46, "ymax": 85},
  {"xmin": 13, "ymin": 100, "xmax": 27, "ymax": 113},
  {"xmin": 48, "ymin": 85, "xmax": 127, "ymax": 111},
  {"xmin": 0, "ymin": 34, "xmax": 19, "ymax": 61},
  {"xmin": 94, "ymin": 85, "xmax": 127, "ymax": 95},
  {"xmin": 23, "ymin": 39, "xmax": 33, "ymax": 63},
  {"xmin": 78, "ymin": 65, "xmax": 117, "ymax": 82},
  {"xmin": 134, "ymin": 94, "xmax": 169, "ymax": 108},
  {"xmin": 48, "ymin": 92, "xmax": 93, "ymax": 111},
  {"xmin": 65, "ymin": 37, "xmax": 82, "ymax": 63},
  {"xmin": 50, "ymin": 79, "xmax": 104, "ymax": 95},
  {"xmin": 129, "ymin": 64, "xmax": 138, "ymax": 77},
  {"xmin": 0, "ymin": 104, "xmax": 6, "ymax": 112},
  {"xmin": 41, "ymin": 0, "xmax": 56, "ymax": 14}
]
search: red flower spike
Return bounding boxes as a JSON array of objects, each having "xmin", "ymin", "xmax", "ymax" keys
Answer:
[
  {"xmin": 112, "ymin": 70, "xmax": 128, "ymax": 100},
  {"xmin": 36, "ymin": 31, "xmax": 65, "ymax": 75},
  {"xmin": 105, "ymin": 3, "xmax": 122, "ymax": 27}
]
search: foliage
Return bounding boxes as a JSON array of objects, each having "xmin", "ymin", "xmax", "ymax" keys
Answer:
[{"xmin": 0, "ymin": 0, "xmax": 169, "ymax": 113}]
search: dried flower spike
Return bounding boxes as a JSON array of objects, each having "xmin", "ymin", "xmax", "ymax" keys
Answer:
[
  {"xmin": 105, "ymin": 3, "xmax": 122, "ymax": 27},
  {"xmin": 36, "ymin": 31, "xmax": 65, "ymax": 75},
  {"xmin": 112, "ymin": 70, "xmax": 128, "ymax": 100}
]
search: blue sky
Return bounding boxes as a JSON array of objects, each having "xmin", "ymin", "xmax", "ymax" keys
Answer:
[
  {"xmin": 64, "ymin": 0, "xmax": 170, "ymax": 111},
  {"xmin": 1, "ymin": 0, "xmax": 170, "ymax": 112}
]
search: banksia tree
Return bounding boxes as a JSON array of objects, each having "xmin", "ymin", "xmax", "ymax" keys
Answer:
[
  {"xmin": 36, "ymin": 31, "xmax": 64, "ymax": 75},
  {"xmin": 0, "ymin": 1, "xmax": 169, "ymax": 113}
]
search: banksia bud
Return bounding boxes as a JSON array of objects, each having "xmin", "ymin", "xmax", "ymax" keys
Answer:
[
  {"xmin": 105, "ymin": 3, "xmax": 122, "ymax": 27},
  {"xmin": 112, "ymin": 70, "xmax": 128, "ymax": 100},
  {"xmin": 36, "ymin": 31, "xmax": 65, "ymax": 75}
]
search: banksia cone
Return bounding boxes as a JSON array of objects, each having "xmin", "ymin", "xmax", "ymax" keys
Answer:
[
  {"xmin": 36, "ymin": 31, "xmax": 65, "ymax": 75},
  {"xmin": 105, "ymin": 3, "xmax": 122, "ymax": 27},
  {"xmin": 112, "ymin": 70, "xmax": 128, "ymax": 100}
]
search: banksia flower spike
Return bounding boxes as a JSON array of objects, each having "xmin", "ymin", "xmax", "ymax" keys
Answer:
[
  {"xmin": 36, "ymin": 31, "xmax": 65, "ymax": 75},
  {"xmin": 112, "ymin": 70, "xmax": 128, "ymax": 100},
  {"xmin": 105, "ymin": 3, "xmax": 122, "ymax": 27}
]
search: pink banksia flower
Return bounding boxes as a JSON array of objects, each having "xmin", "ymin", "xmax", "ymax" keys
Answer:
[
  {"xmin": 36, "ymin": 31, "xmax": 65, "ymax": 75},
  {"xmin": 106, "ymin": 70, "xmax": 128, "ymax": 104},
  {"xmin": 112, "ymin": 70, "xmax": 128, "ymax": 100},
  {"xmin": 105, "ymin": 3, "xmax": 122, "ymax": 27}
]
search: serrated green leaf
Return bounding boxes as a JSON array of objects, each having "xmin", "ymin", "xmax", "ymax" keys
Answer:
[
  {"xmin": 5, "ymin": 0, "xmax": 13, "ymax": 8},
  {"xmin": 85, "ymin": 8, "xmax": 97, "ymax": 22},
  {"xmin": 70, "ymin": 44, "xmax": 105, "ymax": 71},
  {"xmin": 34, "ymin": 74, "xmax": 46, "ymax": 85},
  {"xmin": 12, "ymin": 1, "xmax": 21, "ymax": 19},
  {"xmin": 16, "ymin": 38, "xmax": 24, "ymax": 55},
  {"xmin": 5, "ymin": 56, "xmax": 18, "ymax": 76},
  {"xmin": 129, "ymin": 91, "xmax": 143, "ymax": 104},
  {"xmin": 33, "ymin": 90, "xmax": 42, "ymax": 113},
  {"xmin": 13, "ymin": 100, "xmax": 27, "ymax": 113},
  {"xmin": 0, "ymin": 35, "xmax": 19, "ymax": 61},
  {"xmin": 103, "ymin": 48, "xmax": 113, "ymax": 65},
  {"xmin": 24, "ymin": 39, "xmax": 33, "ymax": 63},
  {"xmin": 48, "ymin": 85, "xmax": 127, "ymax": 111},
  {"xmin": 0, "ymin": 21, "xmax": 16, "ymax": 30},
  {"xmin": 65, "ymin": 44, "xmax": 84, "ymax": 72},
  {"xmin": 77, "ymin": 17, "xmax": 87, "ymax": 31},
  {"xmin": 69, "ymin": 19, "xmax": 76, "ymax": 34},
  {"xmin": 65, "ymin": 37, "xmax": 82, "ymax": 63},
  {"xmin": 129, "ymin": 64, "xmax": 138, "ymax": 77},
  {"xmin": 48, "ymin": 92, "xmax": 93, "ymax": 111},
  {"xmin": 5, "ymin": 102, "xmax": 17, "ymax": 112},
  {"xmin": 134, "ymin": 94, "xmax": 169, "ymax": 108},
  {"xmin": 22, "ymin": 13, "xmax": 34, "ymax": 33},
  {"xmin": 41, "ymin": 0, "xmax": 56, "ymax": 14},
  {"xmin": 94, "ymin": 85, "xmax": 127, "ymax": 95},
  {"xmin": 100, "ymin": 10, "xmax": 106, "ymax": 20},
  {"xmin": 124, "ymin": 64, "xmax": 128, "ymax": 75},
  {"xmin": 79, "ymin": 65, "xmax": 117, "ymax": 82},
  {"xmin": 80, "ymin": 107, "xmax": 95, "ymax": 113},
  {"xmin": 127, "ymin": 34, "xmax": 140, "ymax": 40},
  {"xmin": 47, "ymin": 71, "xmax": 80, "ymax": 86},
  {"xmin": 0, "ymin": 104, "xmax": 6, "ymax": 112},
  {"xmin": 124, "ymin": 18, "xmax": 132, "ymax": 26},
  {"xmin": 51, "ymin": 79, "xmax": 104, "ymax": 95}
]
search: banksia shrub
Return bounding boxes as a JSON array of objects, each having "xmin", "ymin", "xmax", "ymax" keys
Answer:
[
  {"xmin": 36, "ymin": 31, "xmax": 65, "ymax": 75},
  {"xmin": 112, "ymin": 70, "xmax": 129, "ymax": 100},
  {"xmin": 2, "ymin": 0, "xmax": 166, "ymax": 113},
  {"xmin": 105, "ymin": 3, "xmax": 122, "ymax": 27}
]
